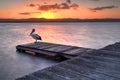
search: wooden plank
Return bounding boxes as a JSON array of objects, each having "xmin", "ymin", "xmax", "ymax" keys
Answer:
[
  {"xmin": 63, "ymin": 47, "xmax": 92, "ymax": 55},
  {"xmin": 17, "ymin": 46, "xmax": 57, "ymax": 56},
  {"xmin": 86, "ymin": 50, "xmax": 120, "ymax": 58},
  {"xmin": 16, "ymin": 53, "xmax": 120, "ymax": 80},
  {"xmin": 67, "ymin": 56, "xmax": 120, "ymax": 78},
  {"xmin": 18, "ymin": 54, "xmax": 120, "ymax": 80},
  {"xmin": 16, "ymin": 42, "xmax": 94, "ymax": 59},
  {"xmin": 83, "ymin": 55, "xmax": 120, "ymax": 63},
  {"xmin": 83, "ymin": 50, "xmax": 120, "ymax": 62},
  {"xmin": 78, "ymin": 56, "xmax": 120, "ymax": 72},
  {"xmin": 20, "ymin": 42, "xmax": 57, "ymax": 49},
  {"xmin": 102, "ymin": 42, "xmax": 120, "ymax": 52},
  {"xmin": 44, "ymin": 66, "xmax": 93, "ymax": 80},
  {"xmin": 17, "ymin": 45, "xmax": 77, "ymax": 59},
  {"xmin": 32, "ymin": 70, "xmax": 69, "ymax": 80},
  {"xmin": 58, "ymin": 62, "xmax": 119, "ymax": 80},
  {"xmin": 82, "ymin": 56, "xmax": 120, "ymax": 71},
  {"xmin": 37, "ymin": 44, "xmax": 58, "ymax": 49},
  {"xmin": 16, "ymin": 75, "xmax": 45, "ymax": 80},
  {"xmin": 16, "ymin": 41, "xmax": 120, "ymax": 80},
  {"xmin": 21, "ymin": 42, "xmax": 46, "ymax": 47},
  {"xmin": 63, "ymin": 48, "xmax": 85, "ymax": 55},
  {"xmin": 43, "ymin": 45, "xmax": 74, "ymax": 52}
]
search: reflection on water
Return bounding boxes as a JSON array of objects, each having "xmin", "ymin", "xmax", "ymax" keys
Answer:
[
  {"xmin": 32, "ymin": 22, "xmax": 120, "ymax": 49},
  {"xmin": 0, "ymin": 22, "xmax": 120, "ymax": 80}
]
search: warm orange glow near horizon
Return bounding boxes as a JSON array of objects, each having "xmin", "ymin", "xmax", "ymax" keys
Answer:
[
  {"xmin": 0, "ymin": 0, "xmax": 120, "ymax": 19},
  {"xmin": 36, "ymin": 12, "xmax": 56, "ymax": 19}
]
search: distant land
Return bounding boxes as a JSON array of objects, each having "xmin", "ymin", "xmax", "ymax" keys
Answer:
[{"xmin": 0, "ymin": 18, "xmax": 120, "ymax": 23}]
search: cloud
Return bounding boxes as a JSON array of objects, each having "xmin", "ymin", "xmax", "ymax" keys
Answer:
[
  {"xmin": 33, "ymin": 12, "xmax": 41, "ymax": 14},
  {"xmin": 89, "ymin": 0, "xmax": 99, "ymax": 1},
  {"xmin": 38, "ymin": 3, "xmax": 79, "ymax": 11},
  {"xmin": 38, "ymin": 3, "xmax": 59, "ymax": 11},
  {"xmin": 29, "ymin": 3, "xmax": 36, "ymax": 7},
  {"xmin": 27, "ymin": 0, "xmax": 79, "ymax": 11},
  {"xmin": 66, "ymin": 0, "xmax": 71, "ymax": 4},
  {"xmin": 70, "ymin": 3, "xmax": 79, "ymax": 9},
  {"xmin": 90, "ymin": 5, "xmax": 118, "ymax": 12},
  {"xmin": 19, "ymin": 12, "xmax": 41, "ymax": 15},
  {"xmin": 61, "ymin": 3, "xmax": 70, "ymax": 9},
  {"xmin": 19, "ymin": 12, "xmax": 31, "ymax": 15}
]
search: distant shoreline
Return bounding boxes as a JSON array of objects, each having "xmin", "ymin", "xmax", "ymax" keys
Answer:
[{"xmin": 0, "ymin": 18, "xmax": 120, "ymax": 23}]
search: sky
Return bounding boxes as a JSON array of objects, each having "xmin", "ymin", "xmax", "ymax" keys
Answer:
[{"xmin": 0, "ymin": 0, "xmax": 120, "ymax": 19}]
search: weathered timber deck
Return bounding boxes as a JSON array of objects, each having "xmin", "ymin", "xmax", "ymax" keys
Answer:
[
  {"xmin": 16, "ymin": 42, "xmax": 93, "ymax": 59},
  {"xmin": 16, "ymin": 42, "xmax": 120, "ymax": 80},
  {"xmin": 101, "ymin": 41, "xmax": 120, "ymax": 52},
  {"xmin": 16, "ymin": 50, "xmax": 120, "ymax": 80}
]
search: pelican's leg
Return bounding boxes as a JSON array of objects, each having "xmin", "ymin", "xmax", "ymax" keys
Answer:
[{"xmin": 34, "ymin": 40, "xmax": 37, "ymax": 43}]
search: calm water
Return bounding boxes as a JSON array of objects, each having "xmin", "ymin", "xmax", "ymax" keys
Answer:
[{"xmin": 0, "ymin": 22, "xmax": 120, "ymax": 80}]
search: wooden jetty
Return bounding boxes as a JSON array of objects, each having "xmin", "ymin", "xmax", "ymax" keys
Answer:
[
  {"xmin": 16, "ymin": 42, "xmax": 120, "ymax": 80},
  {"xmin": 16, "ymin": 42, "xmax": 93, "ymax": 59}
]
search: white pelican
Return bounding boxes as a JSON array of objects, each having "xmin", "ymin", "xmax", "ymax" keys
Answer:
[{"xmin": 30, "ymin": 28, "xmax": 42, "ymax": 42}]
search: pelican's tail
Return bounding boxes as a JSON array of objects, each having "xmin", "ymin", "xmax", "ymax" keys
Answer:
[{"xmin": 39, "ymin": 36, "xmax": 42, "ymax": 40}]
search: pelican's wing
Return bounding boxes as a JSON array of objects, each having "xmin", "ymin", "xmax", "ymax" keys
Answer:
[{"xmin": 34, "ymin": 34, "xmax": 42, "ymax": 40}]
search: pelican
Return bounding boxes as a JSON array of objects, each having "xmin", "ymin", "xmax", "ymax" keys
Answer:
[{"xmin": 30, "ymin": 28, "xmax": 42, "ymax": 42}]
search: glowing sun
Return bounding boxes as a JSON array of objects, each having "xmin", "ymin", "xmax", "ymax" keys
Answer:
[{"xmin": 37, "ymin": 12, "xmax": 56, "ymax": 19}]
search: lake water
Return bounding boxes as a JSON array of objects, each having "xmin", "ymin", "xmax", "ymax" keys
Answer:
[{"xmin": 0, "ymin": 22, "xmax": 120, "ymax": 80}]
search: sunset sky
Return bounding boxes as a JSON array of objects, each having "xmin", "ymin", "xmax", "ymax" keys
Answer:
[{"xmin": 0, "ymin": 0, "xmax": 120, "ymax": 19}]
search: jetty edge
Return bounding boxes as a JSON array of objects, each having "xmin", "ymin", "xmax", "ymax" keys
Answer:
[
  {"xmin": 16, "ymin": 41, "xmax": 120, "ymax": 80},
  {"xmin": 16, "ymin": 42, "xmax": 94, "ymax": 60}
]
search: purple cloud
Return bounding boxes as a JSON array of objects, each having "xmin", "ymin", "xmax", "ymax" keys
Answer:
[
  {"xmin": 27, "ymin": 0, "xmax": 79, "ymax": 11},
  {"xmin": 90, "ymin": 5, "xmax": 118, "ymax": 12},
  {"xmin": 38, "ymin": 3, "xmax": 59, "ymax": 11},
  {"xmin": 38, "ymin": 3, "xmax": 79, "ymax": 11}
]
